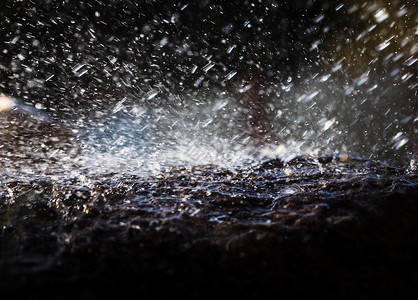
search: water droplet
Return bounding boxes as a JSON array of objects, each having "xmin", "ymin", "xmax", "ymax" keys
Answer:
[
  {"xmin": 213, "ymin": 100, "xmax": 228, "ymax": 111},
  {"xmin": 201, "ymin": 118, "xmax": 213, "ymax": 128},
  {"xmin": 400, "ymin": 116, "xmax": 413, "ymax": 124},
  {"xmin": 10, "ymin": 36, "xmax": 20, "ymax": 44},
  {"xmin": 332, "ymin": 63, "xmax": 342, "ymax": 72},
  {"xmin": 319, "ymin": 117, "xmax": 336, "ymax": 132},
  {"xmin": 405, "ymin": 57, "xmax": 417, "ymax": 66},
  {"xmin": 392, "ymin": 53, "xmax": 403, "ymax": 62},
  {"xmin": 401, "ymin": 72, "xmax": 413, "ymax": 82},
  {"xmin": 313, "ymin": 14, "xmax": 325, "ymax": 23},
  {"xmin": 88, "ymin": 28, "xmax": 96, "ymax": 39},
  {"xmin": 281, "ymin": 187, "xmax": 297, "ymax": 195},
  {"xmin": 225, "ymin": 71, "xmax": 237, "ymax": 81},
  {"xmin": 396, "ymin": 7, "xmax": 408, "ymax": 17},
  {"xmin": 45, "ymin": 74, "xmax": 55, "ymax": 82},
  {"xmin": 306, "ymin": 91, "xmax": 320, "ymax": 102},
  {"xmin": 202, "ymin": 62, "xmax": 215, "ymax": 73},
  {"xmin": 143, "ymin": 89, "xmax": 159, "ymax": 101},
  {"xmin": 373, "ymin": 8, "xmax": 389, "ymax": 23},
  {"xmin": 112, "ymin": 98, "xmax": 127, "ymax": 113},
  {"xmin": 0, "ymin": 94, "xmax": 15, "ymax": 112},
  {"xmin": 226, "ymin": 45, "xmax": 236, "ymax": 54},
  {"xmin": 310, "ymin": 40, "xmax": 321, "ymax": 51},
  {"xmin": 335, "ymin": 4, "xmax": 344, "ymax": 11},
  {"xmin": 367, "ymin": 24, "xmax": 377, "ymax": 32},
  {"xmin": 71, "ymin": 64, "xmax": 89, "ymax": 77},
  {"xmin": 347, "ymin": 5, "xmax": 359, "ymax": 14},
  {"xmin": 35, "ymin": 103, "xmax": 44, "ymax": 110},
  {"xmin": 355, "ymin": 71, "xmax": 369, "ymax": 86},
  {"xmin": 194, "ymin": 76, "xmax": 204, "ymax": 87},
  {"xmin": 377, "ymin": 40, "xmax": 391, "ymax": 51},
  {"xmin": 108, "ymin": 56, "xmax": 118, "ymax": 64},
  {"xmin": 160, "ymin": 37, "xmax": 169, "ymax": 46},
  {"xmin": 318, "ymin": 74, "xmax": 331, "ymax": 82},
  {"xmin": 392, "ymin": 132, "xmax": 408, "ymax": 150}
]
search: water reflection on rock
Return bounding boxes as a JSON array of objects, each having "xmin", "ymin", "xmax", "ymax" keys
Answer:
[{"xmin": 0, "ymin": 154, "xmax": 417, "ymax": 298}]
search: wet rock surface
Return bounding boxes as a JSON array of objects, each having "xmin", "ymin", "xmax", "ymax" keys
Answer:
[{"xmin": 1, "ymin": 155, "xmax": 417, "ymax": 299}]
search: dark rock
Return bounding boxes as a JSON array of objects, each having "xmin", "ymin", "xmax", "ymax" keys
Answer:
[{"xmin": 0, "ymin": 156, "xmax": 417, "ymax": 299}]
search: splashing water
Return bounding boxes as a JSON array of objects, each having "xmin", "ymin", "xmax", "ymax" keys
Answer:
[
  {"xmin": 0, "ymin": 1, "xmax": 416, "ymax": 173},
  {"xmin": 1, "ymin": 2, "xmax": 418, "ymax": 299}
]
